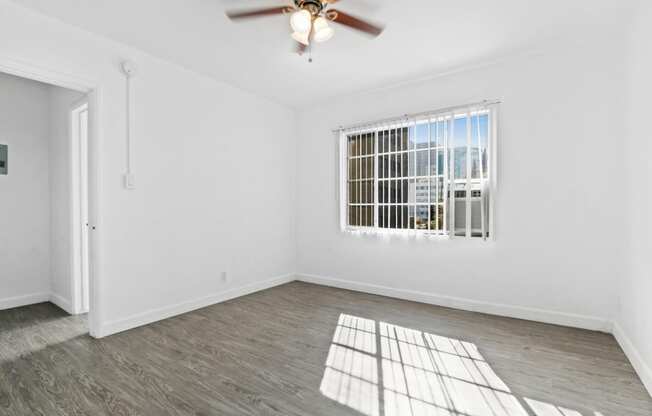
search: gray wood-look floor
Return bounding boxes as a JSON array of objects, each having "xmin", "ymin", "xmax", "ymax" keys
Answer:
[{"xmin": 1, "ymin": 282, "xmax": 650, "ymax": 416}]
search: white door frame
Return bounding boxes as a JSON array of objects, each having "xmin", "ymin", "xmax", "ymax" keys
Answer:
[{"xmin": 0, "ymin": 57, "xmax": 103, "ymax": 338}]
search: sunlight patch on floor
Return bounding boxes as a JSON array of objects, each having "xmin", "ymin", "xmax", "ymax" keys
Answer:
[
  {"xmin": 319, "ymin": 313, "xmax": 602, "ymax": 416},
  {"xmin": 524, "ymin": 398, "xmax": 583, "ymax": 416}
]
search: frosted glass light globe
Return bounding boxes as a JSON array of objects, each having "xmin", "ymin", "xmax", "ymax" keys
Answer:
[
  {"xmin": 313, "ymin": 16, "xmax": 334, "ymax": 43},
  {"xmin": 292, "ymin": 31, "xmax": 310, "ymax": 46},
  {"xmin": 290, "ymin": 9, "xmax": 312, "ymax": 34}
]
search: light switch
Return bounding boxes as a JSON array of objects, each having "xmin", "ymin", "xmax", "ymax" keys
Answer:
[{"xmin": 124, "ymin": 172, "xmax": 136, "ymax": 189}]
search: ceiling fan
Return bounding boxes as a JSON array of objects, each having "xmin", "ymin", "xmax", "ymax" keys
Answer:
[{"xmin": 225, "ymin": 0, "xmax": 384, "ymax": 56}]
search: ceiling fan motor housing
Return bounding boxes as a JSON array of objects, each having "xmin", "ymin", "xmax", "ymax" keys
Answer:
[{"xmin": 294, "ymin": 0, "xmax": 324, "ymax": 15}]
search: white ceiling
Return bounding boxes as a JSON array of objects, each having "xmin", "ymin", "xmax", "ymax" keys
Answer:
[{"xmin": 11, "ymin": 0, "xmax": 636, "ymax": 108}]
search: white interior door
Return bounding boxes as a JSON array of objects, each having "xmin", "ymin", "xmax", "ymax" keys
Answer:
[
  {"xmin": 71, "ymin": 102, "xmax": 90, "ymax": 314},
  {"xmin": 79, "ymin": 107, "xmax": 89, "ymax": 312}
]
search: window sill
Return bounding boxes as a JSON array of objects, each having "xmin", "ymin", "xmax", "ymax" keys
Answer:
[
  {"xmin": 342, "ymin": 226, "xmax": 493, "ymax": 242},
  {"xmin": 344, "ymin": 226, "xmax": 449, "ymax": 238}
]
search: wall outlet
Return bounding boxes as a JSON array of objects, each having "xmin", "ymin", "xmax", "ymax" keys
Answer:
[
  {"xmin": 220, "ymin": 271, "xmax": 229, "ymax": 283},
  {"xmin": 0, "ymin": 144, "xmax": 8, "ymax": 175}
]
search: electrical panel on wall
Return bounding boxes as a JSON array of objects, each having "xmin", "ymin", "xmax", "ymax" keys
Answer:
[{"xmin": 0, "ymin": 144, "xmax": 7, "ymax": 175}]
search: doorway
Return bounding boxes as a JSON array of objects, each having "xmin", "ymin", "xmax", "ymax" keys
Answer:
[{"xmin": 0, "ymin": 58, "xmax": 101, "ymax": 337}]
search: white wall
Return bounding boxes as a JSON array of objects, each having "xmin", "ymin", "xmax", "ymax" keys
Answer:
[
  {"xmin": 618, "ymin": 1, "xmax": 652, "ymax": 394},
  {"xmin": 48, "ymin": 86, "xmax": 84, "ymax": 313},
  {"xmin": 0, "ymin": 72, "xmax": 51, "ymax": 309},
  {"xmin": 0, "ymin": 1, "xmax": 296, "ymax": 336},
  {"xmin": 296, "ymin": 40, "xmax": 626, "ymax": 331}
]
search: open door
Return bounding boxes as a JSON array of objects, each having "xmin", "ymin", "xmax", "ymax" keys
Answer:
[{"xmin": 71, "ymin": 102, "xmax": 90, "ymax": 314}]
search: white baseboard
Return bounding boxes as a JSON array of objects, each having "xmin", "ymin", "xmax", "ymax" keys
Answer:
[
  {"xmin": 613, "ymin": 322, "xmax": 652, "ymax": 397},
  {"xmin": 296, "ymin": 273, "xmax": 612, "ymax": 332},
  {"xmin": 0, "ymin": 292, "xmax": 50, "ymax": 311},
  {"xmin": 49, "ymin": 293, "xmax": 75, "ymax": 315},
  {"xmin": 95, "ymin": 273, "xmax": 295, "ymax": 338}
]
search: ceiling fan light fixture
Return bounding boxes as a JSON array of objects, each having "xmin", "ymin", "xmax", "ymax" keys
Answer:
[
  {"xmin": 290, "ymin": 9, "xmax": 312, "ymax": 33},
  {"xmin": 292, "ymin": 30, "xmax": 310, "ymax": 46},
  {"xmin": 312, "ymin": 16, "xmax": 334, "ymax": 43}
]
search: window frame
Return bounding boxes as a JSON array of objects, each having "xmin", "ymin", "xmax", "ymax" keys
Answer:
[{"xmin": 338, "ymin": 106, "xmax": 497, "ymax": 240}]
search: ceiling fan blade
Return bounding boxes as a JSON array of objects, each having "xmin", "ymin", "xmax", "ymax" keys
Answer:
[
  {"xmin": 322, "ymin": 0, "xmax": 341, "ymax": 3},
  {"xmin": 226, "ymin": 6, "xmax": 292, "ymax": 20},
  {"xmin": 328, "ymin": 9, "xmax": 383, "ymax": 37}
]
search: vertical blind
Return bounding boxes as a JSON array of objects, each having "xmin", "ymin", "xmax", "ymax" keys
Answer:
[{"xmin": 337, "ymin": 101, "xmax": 498, "ymax": 240}]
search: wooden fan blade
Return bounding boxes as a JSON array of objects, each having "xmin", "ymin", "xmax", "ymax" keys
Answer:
[
  {"xmin": 328, "ymin": 9, "xmax": 383, "ymax": 36},
  {"xmin": 226, "ymin": 6, "xmax": 292, "ymax": 20}
]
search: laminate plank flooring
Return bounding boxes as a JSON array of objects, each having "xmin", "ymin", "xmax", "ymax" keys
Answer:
[{"xmin": 1, "ymin": 281, "xmax": 650, "ymax": 415}]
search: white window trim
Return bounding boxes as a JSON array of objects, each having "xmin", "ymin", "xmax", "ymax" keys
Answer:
[{"xmin": 337, "ymin": 101, "xmax": 499, "ymax": 241}]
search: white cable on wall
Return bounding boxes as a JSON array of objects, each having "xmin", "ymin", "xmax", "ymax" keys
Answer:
[{"xmin": 122, "ymin": 61, "xmax": 136, "ymax": 190}]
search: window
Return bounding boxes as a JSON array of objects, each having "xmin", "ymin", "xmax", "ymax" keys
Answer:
[{"xmin": 339, "ymin": 103, "xmax": 497, "ymax": 239}]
